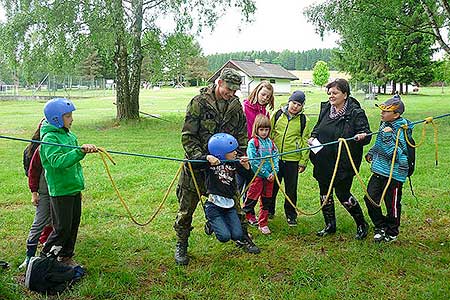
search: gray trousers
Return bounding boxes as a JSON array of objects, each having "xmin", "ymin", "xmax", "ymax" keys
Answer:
[{"xmin": 26, "ymin": 175, "xmax": 51, "ymax": 256}]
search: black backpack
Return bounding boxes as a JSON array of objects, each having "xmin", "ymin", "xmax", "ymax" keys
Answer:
[
  {"xmin": 403, "ymin": 119, "xmax": 416, "ymax": 177},
  {"xmin": 23, "ymin": 143, "xmax": 39, "ymax": 177},
  {"xmin": 25, "ymin": 256, "xmax": 75, "ymax": 295},
  {"xmin": 273, "ymin": 109, "xmax": 306, "ymax": 137},
  {"xmin": 403, "ymin": 119, "xmax": 416, "ymax": 197}
]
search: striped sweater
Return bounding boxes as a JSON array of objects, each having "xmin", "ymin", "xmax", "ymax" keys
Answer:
[{"xmin": 367, "ymin": 117, "xmax": 409, "ymax": 183}]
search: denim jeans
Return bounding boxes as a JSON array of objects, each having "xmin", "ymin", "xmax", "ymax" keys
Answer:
[{"xmin": 205, "ymin": 202, "xmax": 244, "ymax": 243}]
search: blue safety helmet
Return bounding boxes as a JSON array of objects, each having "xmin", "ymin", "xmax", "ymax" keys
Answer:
[
  {"xmin": 44, "ymin": 98, "xmax": 76, "ymax": 128},
  {"xmin": 207, "ymin": 133, "xmax": 239, "ymax": 160}
]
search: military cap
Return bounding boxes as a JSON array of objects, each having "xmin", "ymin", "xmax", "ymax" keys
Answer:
[{"xmin": 219, "ymin": 68, "xmax": 242, "ymax": 90}]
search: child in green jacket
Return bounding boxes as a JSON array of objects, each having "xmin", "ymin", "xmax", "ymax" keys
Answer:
[
  {"xmin": 40, "ymin": 98, "xmax": 97, "ymax": 267},
  {"xmin": 269, "ymin": 91, "xmax": 311, "ymax": 226}
]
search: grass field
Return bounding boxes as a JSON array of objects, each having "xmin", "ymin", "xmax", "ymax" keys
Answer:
[{"xmin": 0, "ymin": 86, "xmax": 449, "ymax": 299}]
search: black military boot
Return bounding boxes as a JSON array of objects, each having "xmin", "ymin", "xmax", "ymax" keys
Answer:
[
  {"xmin": 343, "ymin": 196, "xmax": 369, "ymax": 240},
  {"xmin": 317, "ymin": 195, "xmax": 336, "ymax": 237},
  {"xmin": 236, "ymin": 226, "xmax": 261, "ymax": 254},
  {"xmin": 174, "ymin": 240, "xmax": 189, "ymax": 265}
]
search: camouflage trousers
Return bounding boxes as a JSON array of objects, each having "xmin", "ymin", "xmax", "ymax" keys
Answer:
[{"xmin": 173, "ymin": 164, "xmax": 247, "ymax": 242}]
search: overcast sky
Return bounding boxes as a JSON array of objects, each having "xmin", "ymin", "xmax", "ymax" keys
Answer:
[
  {"xmin": 197, "ymin": 0, "xmax": 338, "ymax": 54},
  {"xmin": 0, "ymin": 1, "xmax": 338, "ymax": 55}
]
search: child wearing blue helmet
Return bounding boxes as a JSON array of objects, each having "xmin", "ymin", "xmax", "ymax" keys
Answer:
[
  {"xmin": 39, "ymin": 98, "xmax": 97, "ymax": 267},
  {"xmin": 203, "ymin": 133, "xmax": 254, "ymax": 245}
]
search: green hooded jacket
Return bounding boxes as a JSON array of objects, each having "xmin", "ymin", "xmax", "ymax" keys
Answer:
[
  {"xmin": 270, "ymin": 105, "xmax": 311, "ymax": 166},
  {"xmin": 39, "ymin": 120, "xmax": 86, "ymax": 197}
]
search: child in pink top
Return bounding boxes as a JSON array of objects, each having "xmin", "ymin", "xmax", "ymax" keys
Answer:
[{"xmin": 243, "ymin": 81, "xmax": 275, "ymax": 140}]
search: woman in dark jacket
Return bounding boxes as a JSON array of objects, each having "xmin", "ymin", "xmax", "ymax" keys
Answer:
[{"xmin": 308, "ymin": 79, "xmax": 371, "ymax": 239}]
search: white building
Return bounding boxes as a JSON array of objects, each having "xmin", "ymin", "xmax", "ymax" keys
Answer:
[{"xmin": 208, "ymin": 60, "xmax": 299, "ymax": 96}]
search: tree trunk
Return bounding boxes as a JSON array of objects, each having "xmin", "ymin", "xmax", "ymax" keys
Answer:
[
  {"xmin": 392, "ymin": 81, "xmax": 396, "ymax": 94},
  {"xmin": 383, "ymin": 84, "xmax": 386, "ymax": 94},
  {"xmin": 399, "ymin": 83, "xmax": 404, "ymax": 94},
  {"xmin": 112, "ymin": 0, "xmax": 140, "ymax": 121},
  {"xmin": 127, "ymin": 0, "xmax": 144, "ymax": 120},
  {"xmin": 115, "ymin": 34, "xmax": 133, "ymax": 120},
  {"xmin": 405, "ymin": 84, "xmax": 408, "ymax": 94}
]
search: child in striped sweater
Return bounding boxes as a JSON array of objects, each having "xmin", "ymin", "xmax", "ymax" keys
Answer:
[{"xmin": 364, "ymin": 97, "xmax": 409, "ymax": 243}]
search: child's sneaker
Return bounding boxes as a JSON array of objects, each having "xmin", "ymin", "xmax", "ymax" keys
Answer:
[
  {"xmin": 246, "ymin": 214, "xmax": 258, "ymax": 226},
  {"xmin": 18, "ymin": 256, "xmax": 31, "ymax": 270},
  {"xmin": 259, "ymin": 225, "xmax": 271, "ymax": 235},
  {"xmin": 287, "ymin": 217, "xmax": 298, "ymax": 227},
  {"xmin": 373, "ymin": 228, "xmax": 385, "ymax": 243},
  {"xmin": 384, "ymin": 235, "xmax": 398, "ymax": 242}
]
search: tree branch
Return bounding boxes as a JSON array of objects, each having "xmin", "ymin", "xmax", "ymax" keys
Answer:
[
  {"xmin": 440, "ymin": 0, "xmax": 450, "ymax": 17},
  {"xmin": 143, "ymin": 0, "xmax": 165, "ymax": 12},
  {"xmin": 420, "ymin": 0, "xmax": 450, "ymax": 54}
]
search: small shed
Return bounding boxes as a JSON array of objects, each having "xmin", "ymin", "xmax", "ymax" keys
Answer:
[{"xmin": 208, "ymin": 60, "xmax": 299, "ymax": 95}]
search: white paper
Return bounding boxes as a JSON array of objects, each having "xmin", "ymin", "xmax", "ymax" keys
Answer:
[{"xmin": 310, "ymin": 138, "xmax": 323, "ymax": 154}]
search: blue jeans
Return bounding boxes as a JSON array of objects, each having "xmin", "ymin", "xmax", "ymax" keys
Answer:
[{"xmin": 205, "ymin": 202, "xmax": 244, "ymax": 243}]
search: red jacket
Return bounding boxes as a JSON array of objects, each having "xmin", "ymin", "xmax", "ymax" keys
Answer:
[{"xmin": 28, "ymin": 147, "xmax": 43, "ymax": 193}]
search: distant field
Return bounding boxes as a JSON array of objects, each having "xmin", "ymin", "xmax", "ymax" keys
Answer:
[{"xmin": 289, "ymin": 70, "xmax": 351, "ymax": 85}]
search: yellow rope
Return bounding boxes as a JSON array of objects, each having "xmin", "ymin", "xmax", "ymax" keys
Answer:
[
  {"xmin": 98, "ymin": 147, "xmax": 183, "ymax": 226},
  {"xmin": 343, "ymin": 117, "xmax": 440, "ymax": 208},
  {"xmin": 238, "ymin": 159, "xmax": 266, "ymax": 199},
  {"xmin": 96, "ymin": 116, "xmax": 439, "ymax": 223},
  {"xmin": 187, "ymin": 158, "xmax": 266, "ymax": 206},
  {"xmin": 403, "ymin": 118, "xmax": 439, "ymax": 166},
  {"xmin": 187, "ymin": 162, "xmax": 206, "ymax": 206},
  {"xmin": 340, "ymin": 138, "xmax": 385, "ymax": 208},
  {"xmin": 268, "ymin": 140, "xmax": 343, "ymax": 216}
]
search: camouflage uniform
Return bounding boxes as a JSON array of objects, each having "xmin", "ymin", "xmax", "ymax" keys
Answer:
[{"xmin": 174, "ymin": 83, "xmax": 248, "ymax": 241}]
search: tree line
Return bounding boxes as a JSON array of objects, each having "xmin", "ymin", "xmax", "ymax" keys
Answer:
[
  {"xmin": 304, "ymin": 0, "xmax": 450, "ymax": 94},
  {"xmin": 207, "ymin": 49, "xmax": 334, "ymax": 71}
]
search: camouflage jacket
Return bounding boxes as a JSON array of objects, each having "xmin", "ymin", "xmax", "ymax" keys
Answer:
[{"xmin": 181, "ymin": 84, "xmax": 247, "ymax": 160}]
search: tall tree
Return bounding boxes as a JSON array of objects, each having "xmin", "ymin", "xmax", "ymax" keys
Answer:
[
  {"xmin": 79, "ymin": 51, "xmax": 104, "ymax": 81},
  {"xmin": 186, "ymin": 56, "xmax": 210, "ymax": 86},
  {"xmin": 312, "ymin": 61, "xmax": 330, "ymax": 87},
  {"xmin": 305, "ymin": 0, "xmax": 435, "ymax": 92},
  {"xmin": 0, "ymin": 0, "xmax": 256, "ymax": 120},
  {"xmin": 163, "ymin": 33, "xmax": 202, "ymax": 86}
]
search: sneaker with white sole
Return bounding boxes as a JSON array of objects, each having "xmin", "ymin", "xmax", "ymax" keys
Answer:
[
  {"xmin": 384, "ymin": 234, "xmax": 398, "ymax": 242},
  {"xmin": 259, "ymin": 225, "xmax": 271, "ymax": 235},
  {"xmin": 18, "ymin": 256, "xmax": 31, "ymax": 270},
  {"xmin": 246, "ymin": 215, "xmax": 258, "ymax": 226},
  {"xmin": 287, "ymin": 218, "xmax": 298, "ymax": 227},
  {"xmin": 373, "ymin": 228, "xmax": 385, "ymax": 243}
]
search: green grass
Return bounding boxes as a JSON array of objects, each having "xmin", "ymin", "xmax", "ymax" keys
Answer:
[{"xmin": 0, "ymin": 86, "xmax": 449, "ymax": 299}]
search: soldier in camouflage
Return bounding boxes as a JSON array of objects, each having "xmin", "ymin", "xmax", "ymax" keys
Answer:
[{"xmin": 174, "ymin": 68, "xmax": 261, "ymax": 265}]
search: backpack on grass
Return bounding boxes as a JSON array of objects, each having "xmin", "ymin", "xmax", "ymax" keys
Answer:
[{"xmin": 25, "ymin": 256, "xmax": 84, "ymax": 295}]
